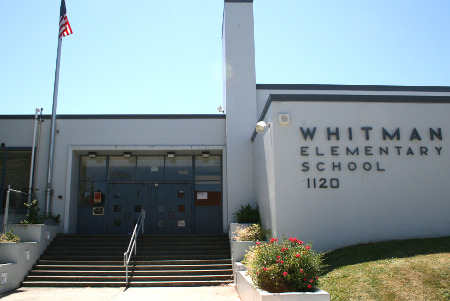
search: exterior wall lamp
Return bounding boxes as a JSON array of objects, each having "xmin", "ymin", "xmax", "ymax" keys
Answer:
[
  {"xmin": 256, "ymin": 121, "xmax": 269, "ymax": 134},
  {"xmin": 202, "ymin": 151, "xmax": 210, "ymax": 158},
  {"xmin": 88, "ymin": 152, "xmax": 97, "ymax": 158},
  {"xmin": 123, "ymin": 152, "xmax": 132, "ymax": 158},
  {"xmin": 167, "ymin": 152, "xmax": 175, "ymax": 158}
]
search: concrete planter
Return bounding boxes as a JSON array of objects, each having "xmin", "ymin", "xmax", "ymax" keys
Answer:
[
  {"xmin": 229, "ymin": 223, "xmax": 258, "ymax": 263},
  {"xmin": 0, "ymin": 224, "xmax": 62, "ymax": 294},
  {"xmin": 236, "ymin": 270, "xmax": 330, "ymax": 301},
  {"xmin": 230, "ymin": 240, "xmax": 257, "ymax": 263}
]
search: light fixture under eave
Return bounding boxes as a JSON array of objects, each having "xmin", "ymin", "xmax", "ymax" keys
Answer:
[
  {"xmin": 123, "ymin": 152, "xmax": 132, "ymax": 158},
  {"xmin": 167, "ymin": 152, "xmax": 175, "ymax": 158},
  {"xmin": 202, "ymin": 151, "xmax": 210, "ymax": 158},
  {"xmin": 256, "ymin": 121, "xmax": 269, "ymax": 134},
  {"xmin": 88, "ymin": 152, "xmax": 97, "ymax": 158}
]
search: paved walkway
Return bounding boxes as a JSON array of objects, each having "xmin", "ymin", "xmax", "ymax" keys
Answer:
[{"xmin": 0, "ymin": 286, "xmax": 241, "ymax": 301}]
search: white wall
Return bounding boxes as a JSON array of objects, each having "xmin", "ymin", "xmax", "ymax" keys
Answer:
[
  {"xmin": 223, "ymin": 1, "xmax": 258, "ymax": 223},
  {"xmin": 254, "ymin": 98, "xmax": 450, "ymax": 251}
]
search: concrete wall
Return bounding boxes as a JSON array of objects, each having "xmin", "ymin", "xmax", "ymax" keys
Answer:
[
  {"xmin": 0, "ymin": 224, "xmax": 62, "ymax": 294},
  {"xmin": 253, "ymin": 93, "xmax": 450, "ymax": 251}
]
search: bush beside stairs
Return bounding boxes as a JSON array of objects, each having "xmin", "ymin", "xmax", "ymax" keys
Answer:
[{"xmin": 21, "ymin": 233, "xmax": 233, "ymax": 287}]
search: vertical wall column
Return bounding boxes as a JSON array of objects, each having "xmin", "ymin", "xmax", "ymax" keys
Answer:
[{"xmin": 222, "ymin": 0, "xmax": 257, "ymax": 224}]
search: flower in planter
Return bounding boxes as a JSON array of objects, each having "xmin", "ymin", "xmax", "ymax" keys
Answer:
[{"xmin": 242, "ymin": 237, "xmax": 324, "ymax": 293}]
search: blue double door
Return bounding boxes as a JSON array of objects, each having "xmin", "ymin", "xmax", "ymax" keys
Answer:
[{"xmin": 106, "ymin": 183, "xmax": 193, "ymax": 234}]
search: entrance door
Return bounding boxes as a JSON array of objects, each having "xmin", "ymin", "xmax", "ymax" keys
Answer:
[
  {"xmin": 151, "ymin": 184, "xmax": 192, "ymax": 234},
  {"xmin": 106, "ymin": 183, "xmax": 148, "ymax": 234}
]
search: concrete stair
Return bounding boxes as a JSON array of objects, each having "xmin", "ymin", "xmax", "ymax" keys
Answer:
[{"xmin": 21, "ymin": 234, "xmax": 233, "ymax": 287}]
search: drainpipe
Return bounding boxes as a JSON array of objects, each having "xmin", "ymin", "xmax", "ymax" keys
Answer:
[{"xmin": 28, "ymin": 108, "xmax": 40, "ymax": 204}]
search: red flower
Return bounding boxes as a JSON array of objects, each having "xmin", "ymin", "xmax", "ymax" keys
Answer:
[
  {"xmin": 276, "ymin": 260, "xmax": 279, "ymax": 263},
  {"xmin": 296, "ymin": 253, "xmax": 300, "ymax": 258},
  {"xmin": 283, "ymin": 272, "xmax": 287, "ymax": 276},
  {"xmin": 308, "ymin": 285, "xmax": 312, "ymax": 289},
  {"xmin": 300, "ymin": 270, "xmax": 303, "ymax": 273},
  {"xmin": 277, "ymin": 255, "xmax": 281, "ymax": 259},
  {"xmin": 263, "ymin": 267, "xmax": 267, "ymax": 271},
  {"xmin": 298, "ymin": 240, "xmax": 303, "ymax": 245},
  {"xmin": 306, "ymin": 246, "xmax": 310, "ymax": 250},
  {"xmin": 280, "ymin": 260, "xmax": 284, "ymax": 264},
  {"xmin": 310, "ymin": 279, "xmax": 314, "ymax": 283},
  {"xmin": 256, "ymin": 241, "xmax": 260, "ymax": 245}
]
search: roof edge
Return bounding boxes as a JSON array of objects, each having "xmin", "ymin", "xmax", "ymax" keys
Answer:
[
  {"xmin": 0, "ymin": 114, "xmax": 226, "ymax": 120},
  {"xmin": 256, "ymin": 84, "xmax": 450, "ymax": 92}
]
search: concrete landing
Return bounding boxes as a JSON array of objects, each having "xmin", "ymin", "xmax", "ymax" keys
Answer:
[{"xmin": 0, "ymin": 285, "xmax": 241, "ymax": 301}]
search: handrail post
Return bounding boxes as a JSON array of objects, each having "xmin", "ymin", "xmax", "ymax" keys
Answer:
[
  {"xmin": 124, "ymin": 253, "xmax": 128, "ymax": 286},
  {"xmin": 3, "ymin": 186, "xmax": 11, "ymax": 233}
]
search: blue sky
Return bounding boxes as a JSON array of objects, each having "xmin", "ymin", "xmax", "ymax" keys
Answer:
[{"xmin": 1, "ymin": 0, "xmax": 449, "ymax": 115}]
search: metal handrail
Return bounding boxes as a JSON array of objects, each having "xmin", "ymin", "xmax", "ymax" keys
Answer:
[
  {"xmin": 124, "ymin": 209, "xmax": 145, "ymax": 286},
  {"xmin": 3, "ymin": 185, "xmax": 35, "ymax": 233}
]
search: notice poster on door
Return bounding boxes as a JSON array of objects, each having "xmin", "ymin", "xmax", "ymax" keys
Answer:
[
  {"xmin": 93, "ymin": 207, "xmax": 104, "ymax": 215},
  {"xmin": 94, "ymin": 192, "xmax": 102, "ymax": 203},
  {"xmin": 197, "ymin": 192, "xmax": 208, "ymax": 200}
]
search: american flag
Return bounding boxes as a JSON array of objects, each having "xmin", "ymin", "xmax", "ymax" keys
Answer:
[{"xmin": 59, "ymin": 0, "xmax": 73, "ymax": 38}]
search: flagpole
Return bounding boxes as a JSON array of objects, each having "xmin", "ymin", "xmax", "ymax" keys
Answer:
[{"xmin": 45, "ymin": 36, "xmax": 63, "ymax": 216}]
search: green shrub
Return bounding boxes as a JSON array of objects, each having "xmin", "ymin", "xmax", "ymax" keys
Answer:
[
  {"xmin": 21, "ymin": 200, "xmax": 45, "ymax": 224},
  {"xmin": 20, "ymin": 200, "xmax": 61, "ymax": 225},
  {"xmin": 243, "ymin": 237, "xmax": 324, "ymax": 293},
  {"xmin": 233, "ymin": 224, "xmax": 270, "ymax": 241},
  {"xmin": 0, "ymin": 230, "xmax": 21, "ymax": 243},
  {"xmin": 233, "ymin": 204, "xmax": 261, "ymax": 223}
]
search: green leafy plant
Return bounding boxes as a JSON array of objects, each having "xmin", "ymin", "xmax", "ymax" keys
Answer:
[
  {"xmin": 21, "ymin": 200, "xmax": 45, "ymax": 224},
  {"xmin": 49, "ymin": 213, "xmax": 61, "ymax": 225},
  {"xmin": 233, "ymin": 204, "xmax": 261, "ymax": 223},
  {"xmin": 233, "ymin": 223, "xmax": 270, "ymax": 241},
  {"xmin": 0, "ymin": 230, "xmax": 21, "ymax": 243},
  {"xmin": 20, "ymin": 200, "xmax": 61, "ymax": 225},
  {"xmin": 243, "ymin": 237, "xmax": 324, "ymax": 293}
]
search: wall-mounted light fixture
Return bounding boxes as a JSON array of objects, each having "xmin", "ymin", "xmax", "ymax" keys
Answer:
[
  {"xmin": 256, "ymin": 121, "xmax": 269, "ymax": 134},
  {"xmin": 88, "ymin": 152, "xmax": 97, "ymax": 158},
  {"xmin": 202, "ymin": 151, "xmax": 210, "ymax": 158},
  {"xmin": 167, "ymin": 152, "xmax": 175, "ymax": 158},
  {"xmin": 123, "ymin": 152, "xmax": 132, "ymax": 158}
]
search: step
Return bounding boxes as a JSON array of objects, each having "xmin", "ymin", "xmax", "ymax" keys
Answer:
[
  {"xmin": 37, "ymin": 258, "xmax": 231, "ymax": 266},
  {"xmin": 21, "ymin": 280, "xmax": 234, "ymax": 288},
  {"xmin": 39, "ymin": 255, "xmax": 230, "ymax": 261},
  {"xmin": 24, "ymin": 274, "xmax": 233, "ymax": 282},
  {"xmin": 34, "ymin": 263, "xmax": 232, "ymax": 271},
  {"xmin": 44, "ymin": 250, "xmax": 230, "ymax": 256},
  {"xmin": 29, "ymin": 269, "xmax": 233, "ymax": 276}
]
